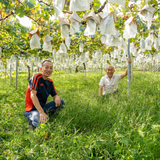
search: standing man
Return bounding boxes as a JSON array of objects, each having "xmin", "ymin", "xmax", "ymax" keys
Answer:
[
  {"xmin": 99, "ymin": 59, "xmax": 131, "ymax": 96},
  {"xmin": 23, "ymin": 60, "xmax": 65, "ymax": 129}
]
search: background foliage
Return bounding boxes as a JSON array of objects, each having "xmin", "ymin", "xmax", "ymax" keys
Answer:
[{"xmin": 0, "ymin": 0, "xmax": 160, "ymax": 63}]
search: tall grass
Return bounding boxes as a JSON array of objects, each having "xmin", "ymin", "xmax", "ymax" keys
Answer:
[{"xmin": 0, "ymin": 70, "xmax": 160, "ymax": 159}]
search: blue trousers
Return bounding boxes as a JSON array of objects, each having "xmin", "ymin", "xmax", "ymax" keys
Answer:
[{"xmin": 23, "ymin": 99, "xmax": 65, "ymax": 127}]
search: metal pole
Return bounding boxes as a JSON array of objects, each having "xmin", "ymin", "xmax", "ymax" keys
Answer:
[
  {"xmin": 130, "ymin": 52, "xmax": 133, "ymax": 81},
  {"xmin": 127, "ymin": 39, "xmax": 131, "ymax": 89},
  {"xmin": 16, "ymin": 58, "xmax": 18, "ymax": 89}
]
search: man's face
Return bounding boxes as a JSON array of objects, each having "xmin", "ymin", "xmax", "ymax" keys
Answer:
[
  {"xmin": 106, "ymin": 66, "xmax": 115, "ymax": 78},
  {"xmin": 41, "ymin": 61, "xmax": 53, "ymax": 78}
]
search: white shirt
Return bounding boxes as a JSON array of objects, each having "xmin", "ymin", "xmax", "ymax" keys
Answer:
[{"xmin": 99, "ymin": 74, "xmax": 121, "ymax": 95}]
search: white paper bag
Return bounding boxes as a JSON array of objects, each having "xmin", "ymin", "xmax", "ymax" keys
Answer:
[
  {"xmin": 79, "ymin": 42, "xmax": 83, "ymax": 52},
  {"xmin": 59, "ymin": 43, "xmax": 67, "ymax": 53},
  {"xmin": 95, "ymin": 50, "xmax": 102, "ymax": 60},
  {"xmin": 106, "ymin": 35, "xmax": 114, "ymax": 47},
  {"xmin": 158, "ymin": 33, "xmax": 160, "ymax": 46},
  {"xmin": 157, "ymin": 53, "xmax": 160, "ymax": 62},
  {"xmin": 145, "ymin": 37, "xmax": 151, "ymax": 50},
  {"xmin": 106, "ymin": 54, "xmax": 110, "ymax": 60},
  {"xmin": 140, "ymin": 38, "xmax": 145, "ymax": 52},
  {"xmin": 65, "ymin": 37, "xmax": 71, "ymax": 49},
  {"xmin": 70, "ymin": 0, "xmax": 93, "ymax": 11},
  {"xmin": 52, "ymin": 49, "xmax": 56, "ymax": 58},
  {"xmin": 130, "ymin": 42, "xmax": 135, "ymax": 53},
  {"xmin": 30, "ymin": 34, "xmax": 41, "ymax": 50},
  {"xmin": 140, "ymin": 5, "xmax": 156, "ymax": 29},
  {"xmin": 149, "ymin": 33, "xmax": 155, "ymax": 44},
  {"xmin": 70, "ymin": 21, "xmax": 79, "ymax": 34},
  {"xmin": 103, "ymin": 54, "xmax": 107, "ymax": 61},
  {"xmin": 84, "ymin": 11, "xmax": 99, "ymax": 23},
  {"xmin": 58, "ymin": 43, "xmax": 67, "ymax": 59},
  {"xmin": 84, "ymin": 19, "xmax": 96, "ymax": 36},
  {"xmin": 154, "ymin": 39, "xmax": 159, "ymax": 50},
  {"xmin": 79, "ymin": 53, "xmax": 86, "ymax": 63},
  {"xmin": 85, "ymin": 51, "xmax": 89, "ymax": 60},
  {"xmin": 69, "ymin": 12, "xmax": 82, "ymax": 34},
  {"xmin": 61, "ymin": 25, "xmax": 70, "ymax": 38},
  {"xmin": 121, "ymin": 52, "xmax": 126, "ymax": 62},
  {"xmin": 114, "ymin": 49, "xmax": 119, "ymax": 59},
  {"xmin": 58, "ymin": 50, "xmax": 67, "ymax": 59},
  {"xmin": 110, "ymin": 37, "xmax": 121, "ymax": 46},
  {"xmin": 53, "ymin": 0, "xmax": 66, "ymax": 19},
  {"xmin": 118, "ymin": 37, "xmax": 127, "ymax": 51},
  {"xmin": 101, "ymin": 35, "xmax": 106, "ymax": 44},
  {"xmin": 123, "ymin": 17, "xmax": 137, "ymax": 39},
  {"xmin": 43, "ymin": 41, "xmax": 52, "ymax": 52},
  {"xmin": 83, "ymin": 11, "xmax": 99, "ymax": 36},
  {"xmin": 43, "ymin": 35, "xmax": 53, "ymax": 52},
  {"xmin": 99, "ymin": 12, "xmax": 116, "ymax": 35},
  {"xmin": 106, "ymin": 30, "xmax": 120, "ymax": 47}
]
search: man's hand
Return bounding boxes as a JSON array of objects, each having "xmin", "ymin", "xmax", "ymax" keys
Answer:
[
  {"xmin": 128, "ymin": 58, "xmax": 131, "ymax": 63},
  {"xmin": 39, "ymin": 112, "xmax": 49, "ymax": 123},
  {"xmin": 121, "ymin": 58, "xmax": 132, "ymax": 79},
  {"xmin": 54, "ymin": 95, "xmax": 61, "ymax": 107},
  {"xmin": 99, "ymin": 86, "xmax": 103, "ymax": 96},
  {"xmin": 31, "ymin": 90, "xmax": 49, "ymax": 123}
]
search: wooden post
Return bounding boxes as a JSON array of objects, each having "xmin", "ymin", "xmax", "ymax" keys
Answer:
[{"xmin": 27, "ymin": 65, "xmax": 30, "ymax": 80}]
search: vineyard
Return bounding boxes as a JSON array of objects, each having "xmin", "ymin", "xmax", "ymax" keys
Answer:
[{"xmin": 1, "ymin": 0, "xmax": 160, "ymax": 159}]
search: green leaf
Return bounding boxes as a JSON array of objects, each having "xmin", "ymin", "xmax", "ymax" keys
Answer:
[
  {"xmin": 114, "ymin": 149, "xmax": 121, "ymax": 155},
  {"xmin": 15, "ymin": 7, "xmax": 25, "ymax": 17},
  {"xmin": 27, "ymin": 1, "xmax": 35, "ymax": 9},
  {"xmin": 120, "ymin": 138, "xmax": 129, "ymax": 147}
]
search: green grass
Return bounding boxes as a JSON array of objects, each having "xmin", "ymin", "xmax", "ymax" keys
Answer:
[{"xmin": 0, "ymin": 70, "xmax": 160, "ymax": 159}]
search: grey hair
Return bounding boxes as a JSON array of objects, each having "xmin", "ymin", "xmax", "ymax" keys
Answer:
[{"xmin": 42, "ymin": 59, "xmax": 52, "ymax": 66}]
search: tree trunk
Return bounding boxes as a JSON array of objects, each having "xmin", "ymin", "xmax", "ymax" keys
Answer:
[
  {"xmin": 27, "ymin": 65, "xmax": 30, "ymax": 81},
  {"xmin": 75, "ymin": 66, "xmax": 78, "ymax": 73},
  {"xmin": 83, "ymin": 63, "xmax": 86, "ymax": 80}
]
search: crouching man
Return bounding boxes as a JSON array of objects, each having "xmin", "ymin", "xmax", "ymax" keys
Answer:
[
  {"xmin": 99, "ymin": 59, "xmax": 131, "ymax": 96},
  {"xmin": 23, "ymin": 60, "xmax": 65, "ymax": 129}
]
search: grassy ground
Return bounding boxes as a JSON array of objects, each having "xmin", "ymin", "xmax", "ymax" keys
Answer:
[{"xmin": 0, "ymin": 70, "xmax": 160, "ymax": 160}]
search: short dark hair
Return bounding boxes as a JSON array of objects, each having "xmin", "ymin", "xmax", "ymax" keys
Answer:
[{"xmin": 42, "ymin": 59, "xmax": 52, "ymax": 66}]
